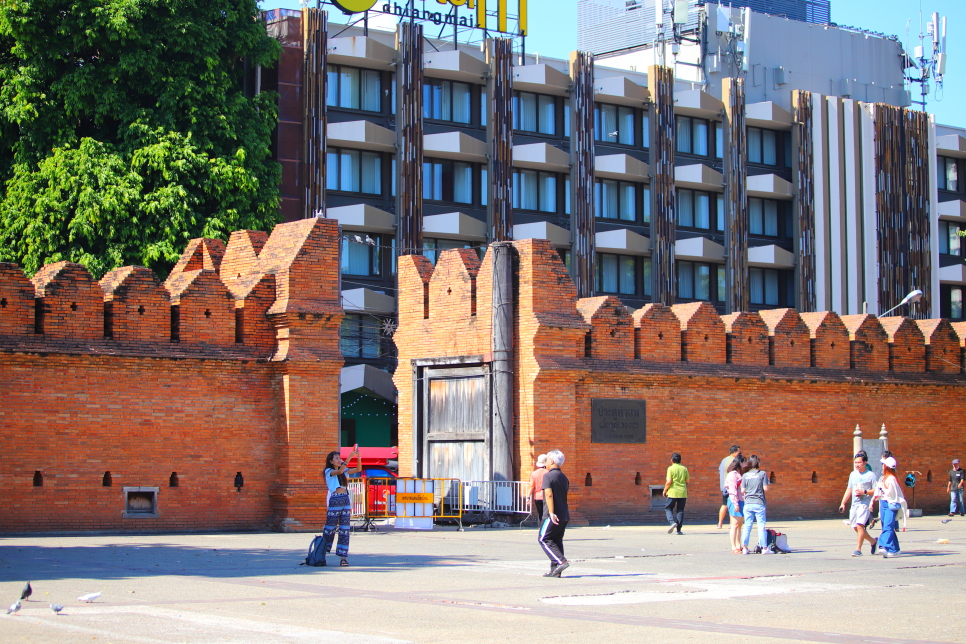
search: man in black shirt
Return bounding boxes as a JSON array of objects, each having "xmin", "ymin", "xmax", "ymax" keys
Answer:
[
  {"xmin": 539, "ymin": 449, "xmax": 570, "ymax": 578},
  {"xmin": 949, "ymin": 459, "xmax": 965, "ymax": 517}
]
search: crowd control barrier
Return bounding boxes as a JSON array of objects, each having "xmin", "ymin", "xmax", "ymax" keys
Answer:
[
  {"xmin": 460, "ymin": 481, "xmax": 533, "ymax": 526},
  {"xmin": 347, "ymin": 477, "xmax": 464, "ymax": 531}
]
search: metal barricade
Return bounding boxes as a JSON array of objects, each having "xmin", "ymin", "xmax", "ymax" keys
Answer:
[
  {"xmin": 346, "ymin": 480, "xmax": 367, "ymax": 519},
  {"xmin": 460, "ymin": 481, "xmax": 532, "ymax": 526},
  {"xmin": 394, "ymin": 478, "xmax": 464, "ymax": 530}
]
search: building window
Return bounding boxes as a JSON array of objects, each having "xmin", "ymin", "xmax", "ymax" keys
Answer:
[
  {"xmin": 941, "ymin": 285, "xmax": 964, "ymax": 319},
  {"xmin": 564, "ymin": 99, "xmax": 570, "ymax": 137},
  {"xmin": 596, "ymin": 253, "xmax": 637, "ymax": 295},
  {"xmin": 677, "ymin": 261, "xmax": 723, "ymax": 301},
  {"xmin": 715, "ymin": 122, "xmax": 723, "ymax": 159},
  {"xmin": 423, "ymin": 158, "xmax": 475, "ymax": 204},
  {"xmin": 595, "ymin": 179, "xmax": 637, "ymax": 221},
  {"xmin": 748, "ymin": 127, "xmax": 792, "ymax": 167},
  {"xmin": 423, "ymin": 238, "xmax": 473, "ymax": 265},
  {"xmin": 749, "ymin": 197, "xmax": 779, "ymax": 236},
  {"xmin": 513, "ymin": 169, "xmax": 558, "ymax": 212},
  {"xmin": 594, "ymin": 104, "xmax": 635, "ymax": 145},
  {"xmin": 326, "ymin": 65, "xmax": 381, "ymax": 112},
  {"xmin": 939, "ymin": 156, "xmax": 962, "ymax": 192},
  {"xmin": 641, "ymin": 112, "xmax": 650, "ymax": 148},
  {"xmin": 342, "ymin": 234, "xmax": 381, "ymax": 276},
  {"xmin": 340, "ymin": 314, "xmax": 383, "ymax": 358},
  {"xmin": 423, "ymin": 79, "xmax": 472, "ymax": 124},
  {"xmin": 677, "ymin": 188, "xmax": 717, "ymax": 230},
  {"xmin": 513, "ymin": 91, "xmax": 556, "ymax": 134},
  {"xmin": 749, "ymin": 267, "xmax": 793, "ymax": 306},
  {"xmin": 939, "ymin": 221, "xmax": 963, "ymax": 256},
  {"xmin": 676, "ymin": 116, "xmax": 710, "ymax": 156},
  {"xmin": 327, "ymin": 148, "xmax": 382, "ymax": 194}
]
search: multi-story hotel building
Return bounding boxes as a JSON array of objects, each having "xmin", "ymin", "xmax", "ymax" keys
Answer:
[{"xmin": 261, "ymin": 3, "xmax": 965, "ymax": 446}]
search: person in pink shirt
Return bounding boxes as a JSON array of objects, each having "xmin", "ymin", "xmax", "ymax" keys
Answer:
[
  {"xmin": 725, "ymin": 456, "xmax": 747, "ymax": 553},
  {"xmin": 529, "ymin": 454, "xmax": 548, "ymax": 523}
]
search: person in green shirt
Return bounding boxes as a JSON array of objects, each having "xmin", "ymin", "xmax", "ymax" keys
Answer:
[{"xmin": 663, "ymin": 452, "xmax": 690, "ymax": 535}]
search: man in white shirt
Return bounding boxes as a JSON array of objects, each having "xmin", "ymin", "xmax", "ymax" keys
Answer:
[
  {"xmin": 717, "ymin": 445, "xmax": 741, "ymax": 529},
  {"xmin": 838, "ymin": 452, "xmax": 878, "ymax": 556}
]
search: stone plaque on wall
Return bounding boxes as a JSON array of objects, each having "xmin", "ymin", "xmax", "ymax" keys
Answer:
[{"xmin": 591, "ymin": 399, "xmax": 646, "ymax": 443}]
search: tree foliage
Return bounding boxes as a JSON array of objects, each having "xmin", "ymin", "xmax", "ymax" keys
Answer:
[{"xmin": 0, "ymin": 0, "xmax": 281, "ymax": 278}]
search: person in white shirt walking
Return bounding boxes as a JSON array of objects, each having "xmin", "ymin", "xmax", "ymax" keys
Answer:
[
  {"xmin": 871, "ymin": 456, "xmax": 908, "ymax": 558},
  {"xmin": 839, "ymin": 452, "xmax": 878, "ymax": 556}
]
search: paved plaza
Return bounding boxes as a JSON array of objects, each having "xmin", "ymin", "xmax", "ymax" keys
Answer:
[{"xmin": 1, "ymin": 516, "xmax": 964, "ymax": 644}]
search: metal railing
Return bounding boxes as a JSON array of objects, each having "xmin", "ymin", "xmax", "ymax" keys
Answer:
[{"xmin": 460, "ymin": 480, "xmax": 533, "ymax": 526}]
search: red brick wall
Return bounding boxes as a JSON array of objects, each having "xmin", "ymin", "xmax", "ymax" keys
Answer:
[
  {"xmin": 0, "ymin": 219, "xmax": 343, "ymax": 533},
  {"xmin": 394, "ymin": 240, "xmax": 966, "ymax": 524}
]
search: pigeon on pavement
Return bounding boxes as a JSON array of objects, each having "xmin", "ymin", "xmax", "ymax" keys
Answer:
[
  {"xmin": 50, "ymin": 604, "xmax": 63, "ymax": 614},
  {"xmin": 20, "ymin": 582, "xmax": 31, "ymax": 601},
  {"xmin": 7, "ymin": 600, "xmax": 21, "ymax": 615},
  {"xmin": 77, "ymin": 592, "xmax": 101, "ymax": 603}
]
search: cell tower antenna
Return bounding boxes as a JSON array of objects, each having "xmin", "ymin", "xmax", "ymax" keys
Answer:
[{"xmin": 905, "ymin": 8, "xmax": 948, "ymax": 110}]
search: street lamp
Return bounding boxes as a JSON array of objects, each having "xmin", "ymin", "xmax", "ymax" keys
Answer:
[{"xmin": 877, "ymin": 289, "xmax": 923, "ymax": 318}]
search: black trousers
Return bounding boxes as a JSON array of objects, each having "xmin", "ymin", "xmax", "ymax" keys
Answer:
[
  {"xmin": 539, "ymin": 517, "xmax": 568, "ymax": 564},
  {"xmin": 533, "ymin": 500, "xmax": 544, "ymax": 523},
  {"xmin": 665, "ymin": 497, "xmax": 687, "ymax": 530}
]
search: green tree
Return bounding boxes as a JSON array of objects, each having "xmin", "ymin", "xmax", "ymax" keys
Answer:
[{"xmin": 0, "ymin": 0, "xmax": 281, "ymax": 278}]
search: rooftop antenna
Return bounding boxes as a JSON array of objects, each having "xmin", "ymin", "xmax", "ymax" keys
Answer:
[{"xmin": 905, "ymin": 9, "xmax": 948, "ymax": 110}]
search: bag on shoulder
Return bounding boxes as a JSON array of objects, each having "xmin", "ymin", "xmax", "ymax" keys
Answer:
[{"xmin": 301, "ymin": 535, "xmax": 326, "ymax": 567}]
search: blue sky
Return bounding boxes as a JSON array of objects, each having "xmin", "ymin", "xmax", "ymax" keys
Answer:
[{"xmin": 266, "ymin": 0, "xmax": 963, "ymax": 127}]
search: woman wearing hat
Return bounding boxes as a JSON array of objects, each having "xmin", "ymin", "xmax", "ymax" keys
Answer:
[
  {"xmin": 529, "ymin": 454, "xmax": 548, "ymax": 522},
  {"xmin": 871, "ymin": 456, "xmax": 908, "ymax": 558}
]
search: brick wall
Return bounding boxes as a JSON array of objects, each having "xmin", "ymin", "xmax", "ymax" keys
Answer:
[
  {"xmin": 394, "ymin": 240, "xmax": 966, "ymax": 524},
  {"xmin": 0, "ymin": 219, "xmax": 343, "ymax": 533}
]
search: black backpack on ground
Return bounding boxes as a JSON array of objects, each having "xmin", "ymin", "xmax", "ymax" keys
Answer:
[{"xmin": 301, "ymin": 535, "xmax": 326, "ymax": 567}]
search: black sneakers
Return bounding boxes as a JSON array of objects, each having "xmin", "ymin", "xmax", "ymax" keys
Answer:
[
  {"xmin": 543, "ymin": 562, "xmax": 558, "ymax": 577},
  {"xmin": 550, "ymin": 561, "xmax": 570, "ymax": 577}
]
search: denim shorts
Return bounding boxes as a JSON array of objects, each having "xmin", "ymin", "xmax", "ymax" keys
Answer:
[{"xmin": 727, "ymin": 497, "xmax": 744, "ymax": 518}]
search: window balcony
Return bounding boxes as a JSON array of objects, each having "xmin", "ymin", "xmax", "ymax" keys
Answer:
[
  {"xmin": 745, "ymin": 101, "xmax": 793, "ymax": 130},
  {"xmin": 596, "ymin": 229, "xmax": 650, "ymax": 256},
  {"xmin": 512, "ymin": 142, "xmax": 570, "ymax": 172},
  {"xmin": 594, "ymin": 76, "xmax": 650, "ymax": 107},
  {"xmin": 939, "ymin": 264, "xmax": 966, "ymax": 285},
  {"xmin": 424, "ymin": 49, "xmax": 488, "ymax": 83},
  {"xmin": 423, "ymin": 212, "xmax": 487, "ymax": 242},
  {"xmin": 327, "ymin": 36, "xmax": 396, "ymax": 70},
  {"xmin": 512, "ymin": 221, "xmax": 571, "ymax": 248},
  {"xmin": 748, "ymin": 244, "xmax": 796, "ymax": 269},
  {"xmin": 328, "ymin": 204, "xmax": 396, "ymax": 235},
  {"xmin": 747, "ymin": 174, "xmax": 794, "ymax": 200},
  {"xmin": 327, "ymin": 120, "xmax": 395, "ymax": 153},
  {"xmin": 938, "ymin": 199, "xmax": 966, "ymax": 222},
  {"xmin": 674, "ymin": 164, "xmax": 723, "ymax": 191},
  {"xmin": 937, "ymin": 134, "xmax": 966, "ymax": 158},
  {"xmin": 673, "ymin": 89, "xmax": 723, "ymax": 119},
  {"xmin": 342, "ymin": 288, "xmax": 396, "ymax": 315},
  {"xmin": 675, "ymin": 236, "xmax": 724, "ymax": 262},
  {"xmin": 513, "ymin": 63, "xmax": 571, "ymax": 96},
  {"xmin": 595, "ymin": 154, "xmax": 649, "ymax": 182},
  {"xmin": 423, "ymin": 132, "xmax": 487, "ymax": 163}
]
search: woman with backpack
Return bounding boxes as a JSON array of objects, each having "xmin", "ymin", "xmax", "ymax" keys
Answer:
[
  {"xmin": 740, "ymin": 455, "xmax": 771, "ymax": 555},
  {"xmin": 322, "ymin": 449, "xmax": 361, "ymax": 566},
  {"xmin": 725, "ymin": 455, "xmax": 747, "ymax": 553},
  {"xmin": 872, "ymin": 456, "xmax": 908, "ymax": 558}
]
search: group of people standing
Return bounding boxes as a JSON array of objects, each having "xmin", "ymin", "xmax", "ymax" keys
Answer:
[{"xmin": 716, "ymin": 446, "xmax": 773, "ymax": 554}]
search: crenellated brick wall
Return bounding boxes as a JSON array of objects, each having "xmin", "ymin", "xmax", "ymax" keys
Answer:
[
  {"xmin": 394, "ymin": 240, "xmax": 966, "ymax": 524},
  {"xmin": 0, "ymin": 218, "xmax": 343, "ymax": 534}
]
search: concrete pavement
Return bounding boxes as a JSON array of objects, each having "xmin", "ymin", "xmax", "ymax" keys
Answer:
[{"xmin": 1, "ymin": 516, "xmax": 964, "ymax": 643}]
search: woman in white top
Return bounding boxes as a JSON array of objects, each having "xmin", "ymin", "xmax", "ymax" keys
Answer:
[
  {"xmin": 322, "ymin": 449, "xmax": 361, "ymax": 566},
  {"xmin": 871, "ymin": 456, "xmax": 908, "ymax": 558}
]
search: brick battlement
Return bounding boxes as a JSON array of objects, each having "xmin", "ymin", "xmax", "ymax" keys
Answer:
[
  {"xmin": 394, "ymin": 239, "xmax": 966, "ymax": 525},
  {"xmin": 397, "ymin": 240, "xmax": 966, "ymax": 379},
  {"xmin": 0, "ymin": 218, "xmax": 344, "ymax": 534},
  {"xmin": 0, "ymin": 219, "xmax": 343, "ymax": 361}
]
